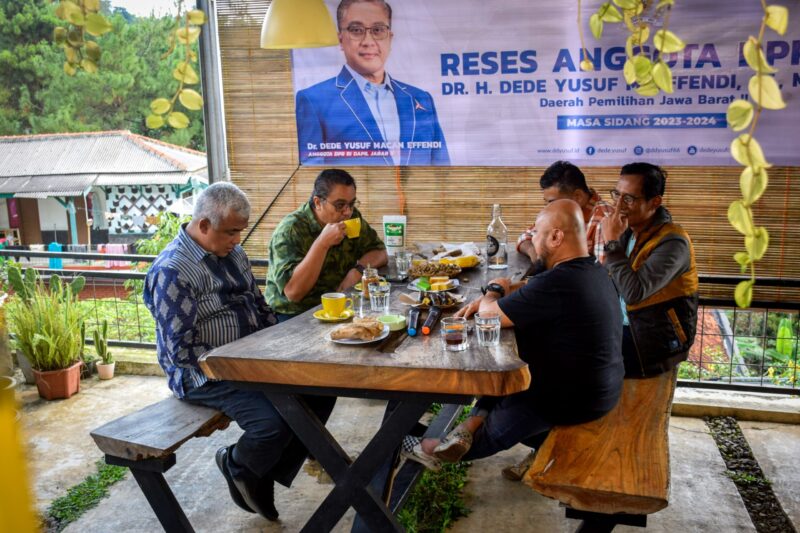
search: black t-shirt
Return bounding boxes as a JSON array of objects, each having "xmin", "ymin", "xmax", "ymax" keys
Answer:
[{"xmin": 498, "ymin": 256, "xmax": 624, "ymax": 425}]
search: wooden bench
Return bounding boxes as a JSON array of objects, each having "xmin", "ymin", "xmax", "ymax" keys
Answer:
[
  {"xmin": 90, "ymin": 397, "xmax": 230, "ymax": 533},
  {"xmin": 524, "ymin": 369, "xmax": 678, "ymax": 532},
  {"xmin": 90, "ymin": 397, "xmax": 462, "ymax": 532}
]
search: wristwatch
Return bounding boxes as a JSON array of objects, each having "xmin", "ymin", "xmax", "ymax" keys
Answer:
[
  {"xmin": 481, "ymin": 282, "xmax": 506, "ymax": 298},
  {"xmin": 604, "ymin": 240, "xmax": 623, "ymax": 254},
  {"xmin": 354, "ymin": 262, "xmax": 366, "ymax": 275}
]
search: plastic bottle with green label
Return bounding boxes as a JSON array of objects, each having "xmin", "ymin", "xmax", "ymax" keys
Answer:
[{"xmin": 383, "ymin": 215, "xmax": 406, "ymax": 256}]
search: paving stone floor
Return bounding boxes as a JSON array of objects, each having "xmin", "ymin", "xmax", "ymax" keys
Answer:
[{"xmin": 14, "ymin": 375, "xmax": 799, "ymax": 532}]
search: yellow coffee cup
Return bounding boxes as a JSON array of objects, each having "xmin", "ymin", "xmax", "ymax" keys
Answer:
[
  {"xmin": 321, "ymin": 292, "xmax": 353, "ymax": 318},
  {"xmin": 343, "ymin": 217, "xmax": 361, "ymax": 239}
]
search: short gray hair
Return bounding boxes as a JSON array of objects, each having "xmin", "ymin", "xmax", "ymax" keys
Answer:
[{"xmin": 192, "ymin": 182, "xmax": 251, "ymax": 226}]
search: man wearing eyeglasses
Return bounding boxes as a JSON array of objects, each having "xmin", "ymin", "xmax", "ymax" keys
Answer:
[
  {"xmin": 266, "ymin": 169, "xmax": 387, "ymax": 320},
  {"xmin": 295, "ymin": 0, "xmax": 449, "ymax": 166},
  {"xmin": 600, "ymin": 162, "xmax": 699, "ymax": 378}
]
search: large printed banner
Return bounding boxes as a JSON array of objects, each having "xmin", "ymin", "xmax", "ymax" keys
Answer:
[{"xmin": 292, "ymin": 0, "xmax": 799, "ymax": 167}]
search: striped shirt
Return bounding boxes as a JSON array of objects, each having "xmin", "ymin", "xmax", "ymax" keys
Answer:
[{"xmin": 143, "ymin": 225, "xmax": 277, "ymax": 398}]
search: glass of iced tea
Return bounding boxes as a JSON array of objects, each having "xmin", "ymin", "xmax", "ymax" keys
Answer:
[{"xmin": 440, "ymin": 316, "xmax": 468, "ymax": 352}]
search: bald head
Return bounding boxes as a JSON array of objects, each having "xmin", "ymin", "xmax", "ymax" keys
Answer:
[{"xmin": 532, "ymin": 199, "xmax": 589, "ymax": 269}]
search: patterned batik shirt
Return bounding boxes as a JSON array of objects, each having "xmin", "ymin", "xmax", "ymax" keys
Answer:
[
  {"xmin": 266, "ymin": 203, "xmax": 386, "ymax": 316},
  {"xmin": 143, "ymin": 225, "xmax": 277, "ymax": 398},
  {"xmin": 515, "ymin": 190, "xmax": 614, "ymax": 263}
]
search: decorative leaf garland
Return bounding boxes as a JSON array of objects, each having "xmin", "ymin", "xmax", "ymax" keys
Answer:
[
  {"xmin": 52, "ymin": 0, "xmax": 113, "ymax": 76},
  {"xmin": 146, "ymin": 5, "xmax": 207, "ymax": 131}
]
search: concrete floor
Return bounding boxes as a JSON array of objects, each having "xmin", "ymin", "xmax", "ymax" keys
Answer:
[{"xmin": 15, "ymin": 374, "xmax": 800, "ymax": 532}]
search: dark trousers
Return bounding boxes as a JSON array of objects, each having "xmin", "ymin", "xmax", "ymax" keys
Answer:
[
  {"xmin": 184, "ymin": 380, "xmax": 336, "ymax": 487},
  {"xmin": 462, "ymin": 392, "xmax": 553, "ymax": 461}
]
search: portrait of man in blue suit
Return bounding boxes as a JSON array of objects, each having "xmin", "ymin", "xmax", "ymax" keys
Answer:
[{"xmin": 295, "ymin": 0, "xmax": 450, "ymax": 166}]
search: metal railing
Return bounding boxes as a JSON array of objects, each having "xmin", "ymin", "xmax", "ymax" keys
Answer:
[{"xmin": 1, "ymin": 249, "xmax": 797, "ymax": 395}]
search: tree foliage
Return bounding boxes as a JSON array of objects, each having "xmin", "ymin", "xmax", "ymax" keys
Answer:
[{"xmin": 0, "ymin": 0, "xmax": 205, "ymax": 150}]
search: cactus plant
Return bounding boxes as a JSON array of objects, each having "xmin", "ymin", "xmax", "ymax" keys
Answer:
[{"xmin": 93, "ymin": 319, "xmax": 113, "ymax": 365}]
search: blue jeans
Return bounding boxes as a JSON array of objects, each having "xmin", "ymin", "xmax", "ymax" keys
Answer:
[
  {"xmin": 462, "ymin": 392, "xmax": 553, "ymax": 461},
  {"xmin": 183, "ymin": 379, "xmax": 336, "ymax": 487}
]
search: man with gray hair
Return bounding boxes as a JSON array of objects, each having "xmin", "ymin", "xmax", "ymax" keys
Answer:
[{"xmin": 144, "ymin": 182, "xmax": 336, "ymax": 522}]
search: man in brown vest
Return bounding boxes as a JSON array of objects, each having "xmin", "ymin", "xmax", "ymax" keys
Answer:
[{"xmin": 601, "ymin": 162, "xmax": 699, "ymax": 377}]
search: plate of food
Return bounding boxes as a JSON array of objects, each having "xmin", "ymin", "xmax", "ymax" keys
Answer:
[
  {"xmin": 398, "ymin": 291, "xmax": 466, "ymax": 309},
  {"xmin": 326, "ymin": 317, "xmax": 391, "ymax": 344},
  {"xmin": 438, "ymin": 254, "xmax": 482, "ymax": 269},
  {"xmin": 408, "ymin": 261, "xmax": 461, "ymax": 279},
  {"xmin": 407, "ymin": 277, "xmax": 460, "ymax": 292}
]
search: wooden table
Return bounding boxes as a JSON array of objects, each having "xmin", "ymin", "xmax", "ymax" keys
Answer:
[{"xmin": 199, "ymin": 249, "xmax": 531, "ymax": 532}]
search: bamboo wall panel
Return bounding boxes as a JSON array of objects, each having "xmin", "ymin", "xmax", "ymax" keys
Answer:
[{"xmin": 217, "ymin": 1, "xmax": 799, "ymax": 304}]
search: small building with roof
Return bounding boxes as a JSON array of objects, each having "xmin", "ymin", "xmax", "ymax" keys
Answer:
[{"xmin": 0, "ymin": 130, "xmax": 208, "ymax": 246}]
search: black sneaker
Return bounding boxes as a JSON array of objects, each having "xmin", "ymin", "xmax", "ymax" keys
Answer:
[{"xmin": 215, "ymin": 446, "xmax": 254, "ymax": 513}]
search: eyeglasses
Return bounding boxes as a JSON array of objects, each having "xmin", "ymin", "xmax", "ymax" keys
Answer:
[
  {"xmin": 343, "ymin": 24, "xmax": 391, "ymax": 41},
  {"xmin": 325, "ymin": 198, "xmax": 361, "ymax": 212},
  {"xmin": 609, "ymin": 189, "xmax": 644, "ymax": 206}
]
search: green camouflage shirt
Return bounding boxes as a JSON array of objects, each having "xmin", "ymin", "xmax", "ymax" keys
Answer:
[{"xmin": 266, "ymin": 202, "xmax": 385, "ymax": 315}]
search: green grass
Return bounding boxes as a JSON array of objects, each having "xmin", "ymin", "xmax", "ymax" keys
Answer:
[
  {"xmin": 77, "ymin": 298, "xmax": 155, "ymax": 343},
  {"xmin": 46, "ymin": 460, "xmax": 127, "ymax": 532}
]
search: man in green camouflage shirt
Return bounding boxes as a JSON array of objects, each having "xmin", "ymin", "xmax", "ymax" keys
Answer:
[{"xmin": 266, "ymin": 169, "xmax": 387, "ymax": 319}]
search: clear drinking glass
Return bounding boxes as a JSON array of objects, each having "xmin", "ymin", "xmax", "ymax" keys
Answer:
[
  {"xmin": 394, "ymin": 251, "xmax": 411, "ymax": 279},
  {"xmin": 368, "ymin": 282, "xmax": 391, "ymax": 314},
  {"xmin": 440, "ymin": 316, "xmax": 469, "ymax": 352},
  {"xmin": 475, "ymin": 311, "xmax": 501, "ymax": 347},
  {"xmin": 351, "ymin": 289, "xmax": 368, "ymax": 318}
]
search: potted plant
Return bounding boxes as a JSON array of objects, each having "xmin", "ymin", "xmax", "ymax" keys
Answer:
[
  {"xmin": 94, "ymin": 319, "xmax": 114, "ymax": 380},
  {"xmin": 6, "ymin": 266, "xmax": 86, "ymax": 400},
  {"xmin": 78, "ymin": 323, "xmax": 98, "ymax": 379}
]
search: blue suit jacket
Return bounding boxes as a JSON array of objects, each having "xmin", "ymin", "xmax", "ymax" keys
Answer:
[{"xmin": 296, "ymin": 67, "xmax": 450, "ymax": 166}]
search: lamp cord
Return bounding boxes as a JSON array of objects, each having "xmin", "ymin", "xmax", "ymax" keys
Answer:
[{"xmin": 241, "ymin": 163, "xmax": 301, "ymax": 246}]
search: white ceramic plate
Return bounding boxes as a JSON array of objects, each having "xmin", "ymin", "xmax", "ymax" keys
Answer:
[{"xmin": 326, "ymin": 324, "xmax": 391, "ymax": 345}]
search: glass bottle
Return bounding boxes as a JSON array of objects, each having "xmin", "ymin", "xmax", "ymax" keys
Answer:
[
  {"xmin": 361, "ymin": 264, "xmax": 379, "ymax": 298},
  {"xmin": 487, "ymin": 204, "xmax": 508, "ymax": 270}
]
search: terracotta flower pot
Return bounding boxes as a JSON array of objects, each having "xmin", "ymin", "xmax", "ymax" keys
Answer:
[
  {"xmin": 32, "ymin": 361, "xmax": 81, "ymax": 400},
  {"xmin": 97, "ymin": 361, "xmax": 115, "ymax": 380}
]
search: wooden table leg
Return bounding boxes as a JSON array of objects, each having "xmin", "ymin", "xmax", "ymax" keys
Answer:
[{"xmin": 266, "ymin": 393, "xmax": 430, "ymax": 533}]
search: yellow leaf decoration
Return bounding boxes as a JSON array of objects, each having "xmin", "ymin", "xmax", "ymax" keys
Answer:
[
  {"xmin": 733, "ymin": 251, "xmax": 751, "ymax": 270},
  {"xmin": 632, "ymin": 55, "xmax": 652, "ymax": 83},
  {"xmin": 85, "ymin": 13, "xmax": 112, "ymax": 37},
  {"xmin": 167, "ymin": 112, "xmax": 190, "ymax": 129},
  {"xmin": 187, "ymin": 10, "xmax": 207, "ymax": 25},
  {"xmin": 634, "ymin": 80, "xmax": 659, "ymax": 96},
  {"xmin": 150, "ymin": 98, "xmax": 171, "ymax": 115},
  {"xmin": 739, "ymin": 166, "xmax": 768, "ymax": 206},
  {"xmin": 735, "ymin": 280, "xmax": 754, "ymax": 308},
  {"xmin": 653, "ymin": 29, "xmax": 685, "ymax": 53},
  {"xmin": 580, "ymin": 59, "xmax": 595, "ymax": 72},
  {"xmin": 743, "ymin": 37, "xmax": 776, "ymax": 74},
  {"xmin": 173, "ymin": 62, "xmax": 199, "ymax": 84},
  {"xmin": 630, "ymin": 25, "xmax": 650, "ymax": 46},
  {"xmin": 146, "ymin": 114, "xmax": 165, "ymax": 129},
  {"xmin": 176, "ymin": 27, "xmax": 201, "ymax": 45},
  {"xmin": 726, "ymin": 100, "xmax": 754, "ymax": 132},
  {"xmin": 727, "ymin": 200, "xmax": 754, "ymax": 236},
  {"xmin": 178, "ymin": 89, "xmax": 204, "ymax": 110},
  {"xmin": 652, "ymin": 61, "xmax": 673, "ymax": 93},
  {"xmin": 599, "ymin": 2, "xmax": 623, "ymax": 22},
  {"xmin": 745, "ymin": 227, "xmax": 769, "ymax": 260},
  {"xmin": 613, "ymin": 0, "xmax": 640, "ymax": 10},
  {"xmin": 53, "ymin": 27, "xmax": 68, "ymax": 45},
  {"xmin": 748, "ymin": 74, "xmax": 786, "ymax": 110},
  {"xmin": 765, "ymin": 5, "xmax": 789, "ymax": 35},
  {"xmin": 730, "ymin": 134, "xmax": 771, "ymax": 168},
  {"xmin": 623, "ymin": 58, "xmax": 636, "ymax": 84},
  {"xmin": 590, "ymin": 14, "xmax": 604, "ymax": 40},
  {"xmin": 80, "ymin": 58, "xmax": 98, "ymax": 74}
]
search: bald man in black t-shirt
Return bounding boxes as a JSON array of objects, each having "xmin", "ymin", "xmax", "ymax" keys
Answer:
[{"xmin": 401, "ymin": 200, "xmax": 624, "ymax": 469}]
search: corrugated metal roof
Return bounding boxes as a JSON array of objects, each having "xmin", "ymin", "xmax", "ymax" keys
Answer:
[{"xmin": 0, "ymin": 131, "xmax": 208, "ymax": 196}]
